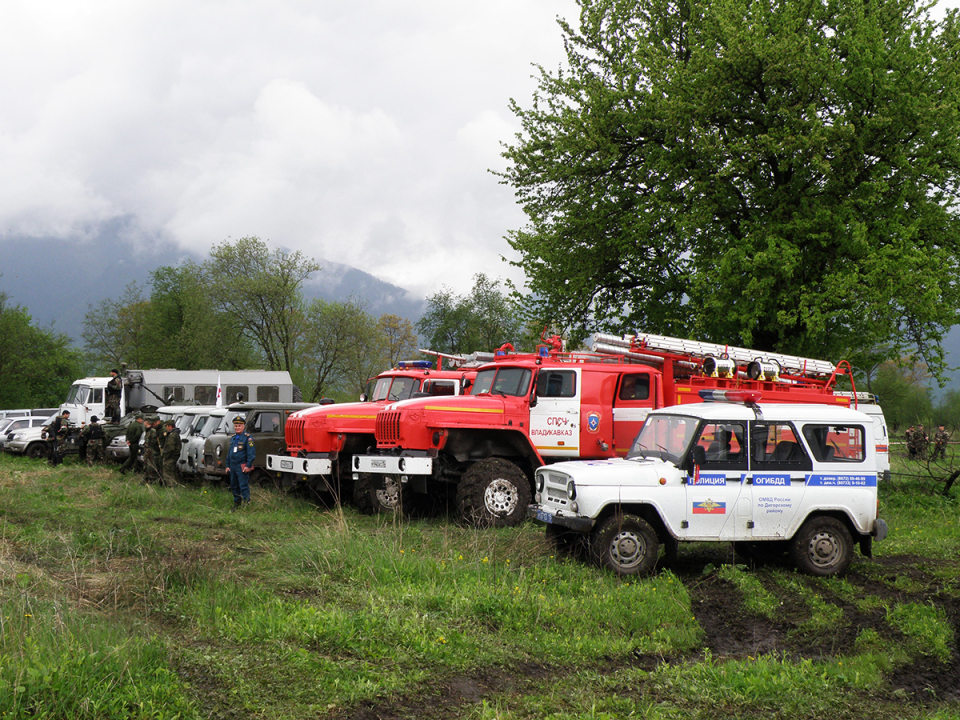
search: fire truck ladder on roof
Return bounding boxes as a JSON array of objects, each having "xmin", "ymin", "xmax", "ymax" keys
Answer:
[{"xmin": 590, "ymin": 332, "xmax": 837, "ymax": 379}]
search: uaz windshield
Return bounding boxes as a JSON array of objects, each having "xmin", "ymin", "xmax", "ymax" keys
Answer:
[{"xmin": 627, "ymin": 415, "xmax": 699, "ymax": 464}]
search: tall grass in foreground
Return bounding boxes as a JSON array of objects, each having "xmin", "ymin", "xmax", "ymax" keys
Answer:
[
  {"xmin": 1, "ymin": 453, "xmax": 958, "ymax": 719},
  {"xmin": 170, "ymin": 522, "xmax": 703, "ymax": 709},
  {"xmin": 0, "ymin": 591, "xmax": 196, "ymax": 719}
]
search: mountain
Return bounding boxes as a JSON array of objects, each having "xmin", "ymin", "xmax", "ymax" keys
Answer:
[{"xmin": 1, "ymin": 233, "xmax": 424, "ymax": 343}]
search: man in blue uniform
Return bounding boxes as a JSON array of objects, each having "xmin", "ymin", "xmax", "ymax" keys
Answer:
[{"xmin": 227, "ymin": 416, "xmax": 255, "ymax": 510}]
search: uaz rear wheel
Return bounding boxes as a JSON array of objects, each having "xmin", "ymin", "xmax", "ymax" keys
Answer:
[{"xmin": 790, "ymin": 517, "xmax": 853, "ymax": 576}]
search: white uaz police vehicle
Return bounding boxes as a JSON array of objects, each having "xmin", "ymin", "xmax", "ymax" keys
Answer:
[{"xmin": 529, "ymin": 393, "xmax": 889, "ymax": 577}]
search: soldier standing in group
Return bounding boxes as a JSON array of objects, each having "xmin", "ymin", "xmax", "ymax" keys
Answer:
[
  {"xmin": 81, "ymin": 416, "xmax": 106, "ymax": 465},
  {"xmin": 44, "ymin": 410, "xmax": 71, "ymax": 466},
  {"xmin": 932, "ymin": 425, "xmax": 951, "ymax": 461},
  {"xmin": 77, "ymin": 421, "xmax": 88, "ymax": 462},
  {"xmin": 119, "ymin": 415, "xmax": 145, "ymax": 474},
  {"xmin": 142, "ymin": 417, "xmax": 162, "ymax": 483},
  {"xmin": 161, "ymin": 419, "xmax": 182, "ymax": 486},
  {"xmin": 905, "ymin": 425, "xmax": 916, "ymax": 458},
  {"xmin": 916, "ymin": 424, "xmax": 929, "ymax": 460},
  {"xmin": 227, "ymin": 416, "xmax": 255, "ymax": 510},
  {"xmin": 105, "ymin": 369, "xmax": 123, "ymax": 423}
]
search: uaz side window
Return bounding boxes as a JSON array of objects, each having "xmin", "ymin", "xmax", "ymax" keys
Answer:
[{"xmin": 802, "ymin": 424, "xmax": 865, "ymax": 463}]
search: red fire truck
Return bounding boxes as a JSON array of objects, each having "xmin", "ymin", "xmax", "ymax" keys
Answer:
[
  {"xmin": 352, "ymin": 332, "xmax": 886, "ymax": 526},
  {"xmin": 265, "ymin": 357, "xmax": 487, "ymax": 509}
]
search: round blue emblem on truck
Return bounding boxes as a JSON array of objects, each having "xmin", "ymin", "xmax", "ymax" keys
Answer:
[{"xmin": 587, "ymin": 412, "xmax": 601, "ymax": 432}]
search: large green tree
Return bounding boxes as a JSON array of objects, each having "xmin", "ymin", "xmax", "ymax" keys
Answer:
[
  {"xmin": 0, "ymin": 291, "xmax": 84, "ymax": 409},
  {"xmin": 298, "ymin": 298, "xmax": 387, "ymax": 402},
  {"xmin": 82, "ymin": 265, "xmax": 258, "ymax": 372},
  {"xmin": 501, "ymin": 0, "xmax": 960, "ymax": 376},
  {"xmin": 416, "ymin": 274, "xmax": 524, "ymax": 356},
  {"xmin": 203, "ymin": 237, "xmax": 320, "ymax": 372}
]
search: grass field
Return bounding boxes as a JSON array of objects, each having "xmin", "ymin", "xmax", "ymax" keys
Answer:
[{"xmin": 0, "ymin": 450, "xmax": 958, "ymax": 719}]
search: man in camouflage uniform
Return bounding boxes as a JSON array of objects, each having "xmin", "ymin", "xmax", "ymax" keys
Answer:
[
  {"xmin": 142, "ymin": 417, "xmax": 163, "ymax": 483},
  {"xmin": 120, "ymin": 415, "xmax": 145, "ymax": 474},
  {"xmin": 932, "ymin": 425, "xmax": 951, "ymax": 461},
  {"xmin": 161, "ymin": 418, "xmax": 182, "ymax": 486},
  {"xmin": 912, "ymin": 424, "xmax": 929, "ymax": 460},
  {"xmin": 905, "ymin": 426, "xmax": 916, "ymax": 458},
  {"xmin": 105, "ymin": 369, "xmax": 123, "ymax": 423},
  {"xmin": 80, "ymin": 415, "xmax": 106, "ymax": 465},
  {"xmin": 45, "ymin": 410, "xmax": 72, "ymax": 466}
]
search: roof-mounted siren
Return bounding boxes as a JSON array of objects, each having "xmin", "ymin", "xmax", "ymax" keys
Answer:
[
  {"xmin": 397, "ymin": 360, "xmax": 433, "ymax": 370},
  {"xmin": 746, "ymin": 358, "xmax": 781, "ymax": 382},
  {"xmin": 698, "ymin": 389, "xmax": 762, "ymax": 405},
  {"xmin": 702, "ymin": 355, "xmax": 736, "ymax": 378}
]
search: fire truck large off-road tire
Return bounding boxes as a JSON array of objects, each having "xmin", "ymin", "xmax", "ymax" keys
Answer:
[
  {"xmin": 456, "ymin": 458, "xmax": 531, "ymax": 527},
  {"xmin": 353, "ymin": 472, "xmax": 411, "ymax": 516},
  {"xmin": 590, "ymin": 514, "xmax": 660, "ymax": 576}
]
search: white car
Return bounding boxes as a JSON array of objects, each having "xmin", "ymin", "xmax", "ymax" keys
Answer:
[
  {"xmin": 176, "ymin": 406, "xmax": 226, "ymax": 477},
  {"xmin": 529, "ymin": 397, "xmax": 889, "ymax": 577},
  {"xmin": 0, "ymin": 416, "xmax": 51, "ymax": 451},
  {"xmin": 4, "ymin": 423, "xmax": 54, "ymax": 458}
]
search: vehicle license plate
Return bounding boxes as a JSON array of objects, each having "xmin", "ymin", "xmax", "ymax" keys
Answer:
[
  {"xmin": 536, "ymin": 510, "xmax": 554, "ymax": 524},
  {"xmin": 280, "ymin": 460, "xmax": 293, "ymax": 470}
]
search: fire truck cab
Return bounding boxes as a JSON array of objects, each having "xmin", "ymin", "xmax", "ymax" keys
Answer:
[{"xmin": 265, "ymin": 361, "xmax": 479, "ymax": 508}]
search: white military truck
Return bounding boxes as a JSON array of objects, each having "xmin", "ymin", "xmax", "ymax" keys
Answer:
[
  {"xmin": 529, "ymin": 392, "xmax": 889, "ymax": 577},
  {"xmin": 60, "ymin": 368, "xmax": 298, "ymax": 425}
]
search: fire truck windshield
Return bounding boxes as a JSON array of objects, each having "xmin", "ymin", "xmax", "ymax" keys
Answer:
[
  {"xmin": 470, "ymin": 367, "xmax": 533, "ymax": 397},
  {"xmin": 372, "ymin": 376, "xmax": 421, "ymax": 402}
]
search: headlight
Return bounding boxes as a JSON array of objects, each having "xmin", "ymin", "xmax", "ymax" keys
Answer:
[
  {"xmin": 215, "ymin": 446, "xmax": 222, "ymax": 457},
  {"xmin": 566, "ymin": 480, "xmax": 577, "ymax": 501},
  {"xmin": 13, "ymin": 433, "xmax": 26, "ymax": 441},
  {"xmin": 535, "ymin": 473, "xmax": 545, "ymax": 492}
]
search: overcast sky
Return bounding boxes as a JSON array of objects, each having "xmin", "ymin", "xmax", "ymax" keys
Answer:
[
  {"xmin": 0, "ymin": 0, "xmax": 580, "ymax": 302},
  {"xmin": 4, "ymin": 0, "xmax": 959, "ymax": 311}
]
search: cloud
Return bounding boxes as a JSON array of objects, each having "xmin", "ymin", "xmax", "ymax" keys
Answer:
[{"xmin": 0, "ymin": 0, "xmax": 578, "ymax": 300}]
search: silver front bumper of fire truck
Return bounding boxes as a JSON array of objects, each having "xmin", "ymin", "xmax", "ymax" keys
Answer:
[
  {"xmin": 353, "ymin": 453, "xmax": 435, "ymax": 475},
  {"xmin": 266, "ymin": 454, "xmax": 332, "ymax": 476}
]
